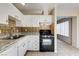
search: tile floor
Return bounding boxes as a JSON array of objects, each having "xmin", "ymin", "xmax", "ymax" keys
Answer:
[{"xmin": 26, "ymin": 39, "xmax": 79, "ymax": 56}]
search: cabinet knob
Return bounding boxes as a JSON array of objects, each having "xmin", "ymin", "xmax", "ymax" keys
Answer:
[{"xmin": 23, "ymin": 43, "xmax": 25, "ymax": 47}]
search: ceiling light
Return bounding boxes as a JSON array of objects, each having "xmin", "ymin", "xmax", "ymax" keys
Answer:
[{"xmin": 21, "ymin": 3, "xmax": 25, "ymax": 6}]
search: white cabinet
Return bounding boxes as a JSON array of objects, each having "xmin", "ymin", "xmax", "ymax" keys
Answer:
[
  {"xmin": 22, "ymin": 15, "xmax": 52, "ymax": 27},
  {"xmin": 27, "ymin": 35, "xmax": 39, "ymax": 51},
  {"xmin": 17, "ymin": 37, "xmax": 28, "ymax": 56},
  {"xmin": 0, "ymin": 35, "xmax": 39, "ymax": 56},
  {"xmin": 17, "ymin": 42, "xmax": 26, "ymax": 56},
  {"xmin": 22, "ymin": 16, "xmax": 39, "ymax": 27},
  {"xmin": 24, "ymin": 37, "xmax": 28, "ymax": 51},
  {"xmin": 39, "ymin": 15, "xmax": 52, "ymax": 24},
  {"xmin": 16, "ymin": 19, "xmax": 22, "ymax": 27},
  {"xmin": 0, "ymin": 44, "xmax": 17, "ymax": 56}
]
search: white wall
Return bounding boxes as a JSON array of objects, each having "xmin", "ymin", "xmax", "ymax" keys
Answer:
[
  {"xmin": 72, "ymin": 17, "xmax": 77, "ymax": 47},
  {"xmin": 56, "ymin": 5, "xmax": 79, "ymax": 48},
  {"xmin": 22, "ymin": 15, "xmax": 53, "ymax": 27},
  {"xmin": 56, "ymin": 5, "xmax": 79, "ymax": 16},
  {"xmin": 0, "ymin": 3, "xmax": 23, "ymax": 24},
  {"xmin": 76, "ymin": 16, "xmax": 79, "ymax": 48},
  {"xmin": 54, "ymin": 7, "xmax": 57, "ymax": 53}
]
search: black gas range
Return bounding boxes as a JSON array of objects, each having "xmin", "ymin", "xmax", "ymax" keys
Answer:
[{"xmin": 40, "ymin": 30, "xmax": 54, "ymax": 52}]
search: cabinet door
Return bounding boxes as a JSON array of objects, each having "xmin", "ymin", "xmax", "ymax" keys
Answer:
[
  {"xmin": 18, "ymin": 43, "xmax": 26, "ymax": 56},
  {"xmin": 27, "ymin": 36, "xmax": 39, "ymax": 51},
  {"xmin": 26, "ymin": 36, "xmax": 31, "ymax": 50},
  {"xmin": 32, "ymin": 36, "xmax": 39, "ymax": 50},
  {"xmin": 0, "ymin": 44, "xmax": 17, "ymax": 56},
  {"xmin": 21, "ymin": 37, "xmax": 28, "ymax": 52},
  {"xmin": 16, "ymin": 19, "xmax": 22, "ymax": 27},
  {"xmin": 24, "ymin": 38, "xmax": 28, "ymax": 52}
]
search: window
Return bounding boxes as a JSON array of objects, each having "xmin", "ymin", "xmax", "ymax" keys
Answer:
[
  {"xmin": 64, "ymin": 21, "xmax": 69, "ymax": 36},
  {"xmin": 57, "ymin": 21, "xmax": 69, "ymax": 37},
  {"xmin": 60, "ymin": 22, "xmax": 65, "ymax": 35}
]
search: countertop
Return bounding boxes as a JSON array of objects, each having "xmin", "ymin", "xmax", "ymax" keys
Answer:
[
  {"xmin": 24, "ymin": 32, "xmax": 39, "ymax": 35},
  {"xmin": 0, "ymin": 32, "xmax": 39, "ymax": 53}
]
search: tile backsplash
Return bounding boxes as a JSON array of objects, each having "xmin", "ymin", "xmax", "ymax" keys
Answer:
[{"xmin": 25, "ymin": 27, "xmax": 40, "ymax": 32}]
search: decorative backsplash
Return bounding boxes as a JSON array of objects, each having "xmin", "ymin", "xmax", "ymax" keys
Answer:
[
  {"xmin": 50, "ymin": 23, "xmax": 54, "ymax": 34},
  {"xmin": 0, "ymin": 24, "xmax": 9, "ymax": 35},
  {"xmin": 25, "ymin": 27, "xmax": 40, "ymax": 32},
  {"xmin": 0, "ymin": 25, "xmax": 54, "ymax": 35}
]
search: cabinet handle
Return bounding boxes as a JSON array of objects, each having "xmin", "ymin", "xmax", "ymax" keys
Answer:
[{"xmin": 23, "ymin": 43, "xmax": 25, "ymax": 47}]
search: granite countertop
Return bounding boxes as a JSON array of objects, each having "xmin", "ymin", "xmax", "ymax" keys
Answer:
[
  {"xmin": 0, "ymin": 39, "xmax": 16, "ymax": 53},
  {"xmin": 0, "ymin": 32, "xmax": 39, "ymax": 53},
  {"xmin": 22, "ymin": 32, "xmax": 39, "ymax": 35}
]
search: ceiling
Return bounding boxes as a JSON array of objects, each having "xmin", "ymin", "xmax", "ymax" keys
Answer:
[
  {"xmin": 13, "ymin": 3, "xmax": 79, "ymax": 15},
  {"xmin": 13, "ymin": 3, "xmax": 55, "ymax": 15}
]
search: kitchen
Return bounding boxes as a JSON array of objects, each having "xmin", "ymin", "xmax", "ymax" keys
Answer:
[{"xmin": 0, "ymin": 3, "xmax": 57, "ymax": 56}]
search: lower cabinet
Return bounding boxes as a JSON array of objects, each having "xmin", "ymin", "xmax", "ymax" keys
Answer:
[
  {"xmin": 0, "ymin": 44, "xmax": 17, "ymax": 56},
  {"xmin": 17, "ymin": 37, "xmax": 28, "ymax": 56},
  {"xmin": 0, "ymin": 35, "xmax": 39, "ymax": 56},
  {"xmin": 17, "ymin": 43, "xmax": 25, "ymax": 56},
  {"xmin": 17, "ymin": 41, "xmax": 27, "ymax": 56},
  {"xmin": 27, "ymin": 35, "xmax": 39, "ymax": 51}
]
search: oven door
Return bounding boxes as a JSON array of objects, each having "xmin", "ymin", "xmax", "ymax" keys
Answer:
[
  {"xmin": 40, "ymin": 37, "xmax": 54, "ymax": 52},
  {"xmin": 42, "ymin": 39, "xmax": 52, "ymax": 45}
]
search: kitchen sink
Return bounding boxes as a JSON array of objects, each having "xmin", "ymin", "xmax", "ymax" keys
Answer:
[{"xmin": 3, "ymin": 35, "xmax": 25, "ymax": 40}]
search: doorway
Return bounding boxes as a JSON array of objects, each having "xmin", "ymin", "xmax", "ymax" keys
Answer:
[{"xmin": 57, "ymin": 16, "xmax": 72, "ymax": 45}]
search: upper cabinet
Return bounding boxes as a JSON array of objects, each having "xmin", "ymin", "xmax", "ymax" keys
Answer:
[
  {"xmin": 8, "ymin": 16, "xmax": 23, "ymax": 27},
  {"xmin": 16, "ymin": 19, "xmax": 23, "ymax": 27},
  {"xmin": 22, "ymin": 15, "xmax": 53, "ymax": 27},
  {"xmin": 39, "ymin": 15, "xmax": 53, "ymax": 24},
  {"xmin": 22, "ymin": 15, "xmax": 39, "ymax": 27}
]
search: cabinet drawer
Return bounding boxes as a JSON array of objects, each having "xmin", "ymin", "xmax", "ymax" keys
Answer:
[
  {"xmin": 28, "ymin": 46, "xmax": 39, "ymax": 50},
  {"xmin": 28, "ymin": 43, "xmax": 39, "ymax": 50}
]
